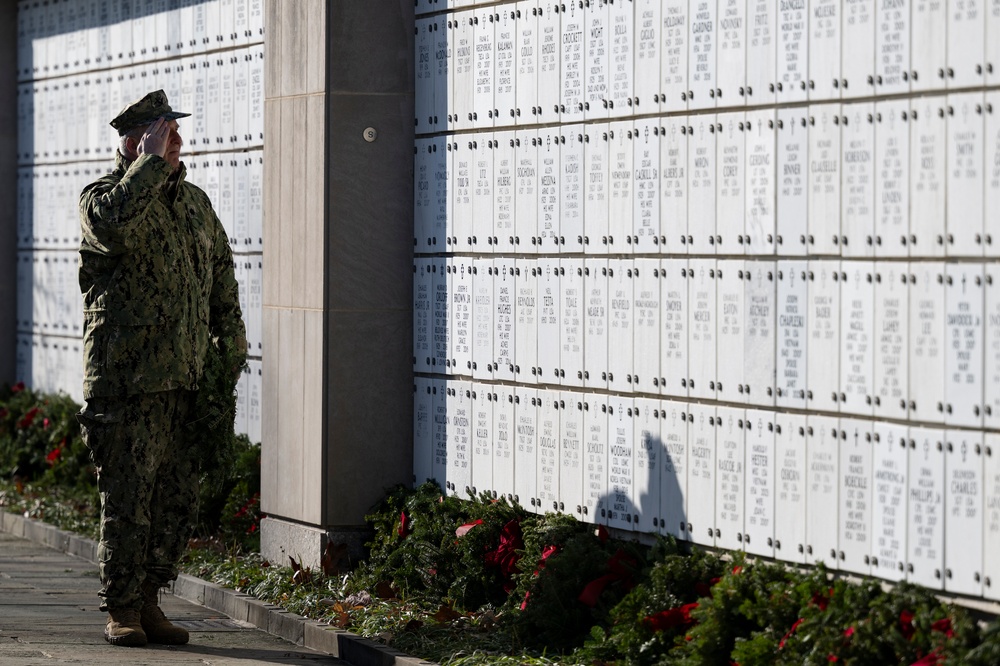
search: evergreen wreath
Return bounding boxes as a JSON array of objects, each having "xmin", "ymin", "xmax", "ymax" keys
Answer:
[{"xmin": 188, "ymin": 336, "xmax": 247, "ymax": 473}]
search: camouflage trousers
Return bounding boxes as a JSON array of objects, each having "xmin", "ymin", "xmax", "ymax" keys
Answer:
[{"xmin": 77, "ymin": 389, "xmax": 199, "ymax": 611}]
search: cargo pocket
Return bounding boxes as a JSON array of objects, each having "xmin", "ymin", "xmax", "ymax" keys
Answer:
[
  {"xmin": 81, "ymin": 310, "xmax": 109, "ymax": 381},
  {"xmin": 97, "ymin": 541, "xmax": 114, "ymax": 567},
  {"xmin": 76, "ymin": 399, "xmax": 123, "ymax": 467}
]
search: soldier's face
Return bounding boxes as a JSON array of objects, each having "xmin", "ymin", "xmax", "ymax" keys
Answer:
[{"xmin": 164, "ymin": 120, "xmax": 183, "ymax": 170}]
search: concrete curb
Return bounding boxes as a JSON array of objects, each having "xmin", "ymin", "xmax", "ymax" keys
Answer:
[{"xmin": 0, "ymin": 510, "xmax": 435, "ymax": 666}]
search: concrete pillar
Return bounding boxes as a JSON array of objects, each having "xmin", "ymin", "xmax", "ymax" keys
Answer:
[
  {"xmin": 260, "ymin": 0, "xmax": 414, "ymax": 568},
  {"xmin": 0, "ymin": 0, "xmax": 18, "ymax": 385}
]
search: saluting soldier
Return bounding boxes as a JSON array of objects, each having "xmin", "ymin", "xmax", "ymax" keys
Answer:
[{"xmin": 77, "ymin": 90, "xmax": 246, "ymax": 647}]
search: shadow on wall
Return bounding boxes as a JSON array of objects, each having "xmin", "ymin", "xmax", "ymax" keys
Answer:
[
  {"xmin": 413, "ymin": 381, "xmax": 689, "ymax": 542},
  {"xmin": 596, "ymin": 431, "xmax": 688, "ymax": 542}
]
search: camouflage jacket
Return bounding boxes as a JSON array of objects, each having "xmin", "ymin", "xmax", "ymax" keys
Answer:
[{"xmin": 78, "ymin": 152, "xmax": 246, "ymax": 399}]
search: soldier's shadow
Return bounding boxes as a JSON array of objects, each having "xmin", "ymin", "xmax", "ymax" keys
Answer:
[{"xmin": 596, "ymin": 430, "xmax": 688, "ymax": 542}]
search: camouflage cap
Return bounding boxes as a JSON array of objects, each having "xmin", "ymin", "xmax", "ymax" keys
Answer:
[{"xmin": 109, "ymin": 89, "xmax": 191, "ymax": 135}]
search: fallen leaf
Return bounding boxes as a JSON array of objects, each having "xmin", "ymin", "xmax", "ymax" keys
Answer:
[
  {"xmin": 433, "ymin": 603, "xmax": 462, "ymax": 623},
  {"xmin": 375, "ymin": 580, "xmax": 397, "ymax": 600},
  {"xmin": 292, "ymin": 567, "xmax": 312, "ymax": 586},
  {"xmin": 404, "ymin": 619, "xmax": 424, "ymax": 632}
]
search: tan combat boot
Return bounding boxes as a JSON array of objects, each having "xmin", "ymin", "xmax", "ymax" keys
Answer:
[
  {"xmin": 104, "ymin": 608, "xmax": 147, "ymax": 647},
  {"xmin": 140, "ymin": 583, "xmax": 190, "ymax": 645}
]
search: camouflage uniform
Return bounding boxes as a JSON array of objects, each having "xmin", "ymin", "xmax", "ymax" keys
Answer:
[
  {"xmin": 77, "ymin": 392, "xmax": 200, "ymax": 610},
  {"xmin": 78, "ymin": 93, "xmax": 245, "ymax": 611}
]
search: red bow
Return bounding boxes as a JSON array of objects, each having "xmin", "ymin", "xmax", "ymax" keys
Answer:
[
  {"xmin": 398, "ymin": 511, "xmax": 411, "ymax": 539},
  {"xmin": 45, "ymin": 437, "xmax": 66, "ymax": 465},
  {"xmin": 578, "ymin": 548, "xmax": 637, "ymax": 607},
  {"xmin": 642, "ymin": 602, "xmax": 699, "ymax": 632},
  {"xmin": 811, "ymin": 587, "xmax": 834, "ymax": 611},
  {"xmin": 900, "ymin": 610, "xmax": 916, "ymax": 641},
  {"xmin": 455, "ymin": 519, "xmax": 483, "ymax": 537},
  {"xmin": 520, "ymin": 544, "xmax": 559, "ymax": 610},
  {"xmin": 778, "ymin": 618, "xmax": 804, "ymax": 649},
  {"xmin": 695, "ymin": 576, "xmax": 722, "ymax": 598},
  {"xmin": 484, "ymin": 519, "xmax": 522, "ymax": 592},
  {"xmin": 17, "ymin": 407, "xmax": 39, "ymax": 429},
  {"xmin": 931, "ymin": 617, "xmax": 954, "ymax": 638}
]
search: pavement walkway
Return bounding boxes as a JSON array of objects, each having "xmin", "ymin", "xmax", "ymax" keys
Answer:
[{"xmin": 0, "ymin": 531, "xmax": 346, "ymax": 665}]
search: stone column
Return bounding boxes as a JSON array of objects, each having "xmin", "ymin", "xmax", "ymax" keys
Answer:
[
  {"xmin": 260, "ymin": 0, "xmax": 414, "ymax": 568},
  {"xmin": 0, "ymin": 0, "xmax": 18, "ymax": 384}
]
